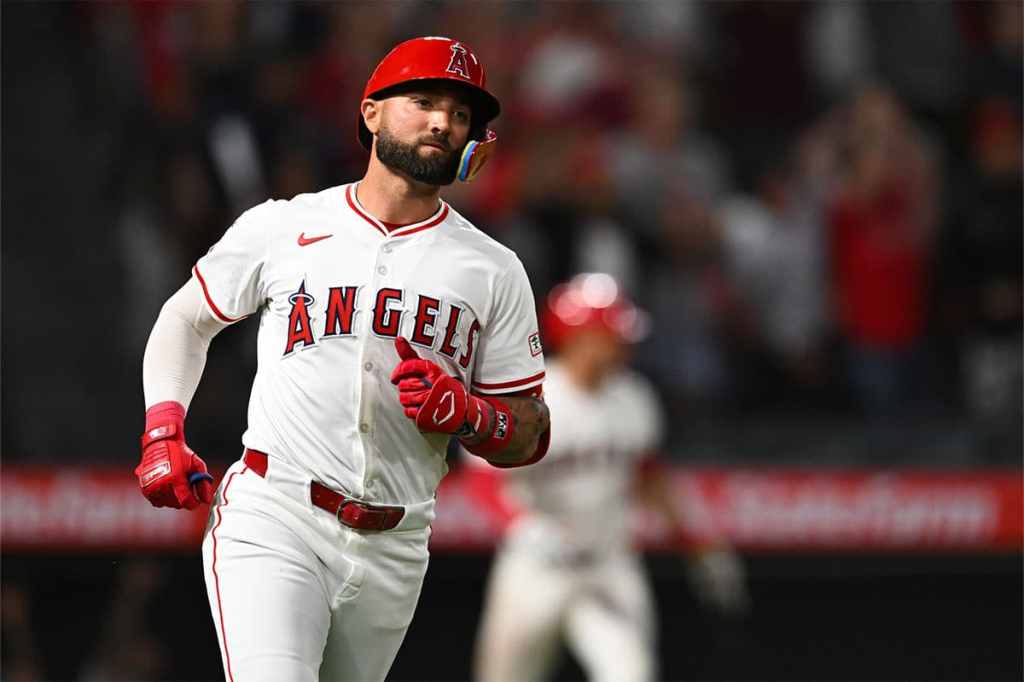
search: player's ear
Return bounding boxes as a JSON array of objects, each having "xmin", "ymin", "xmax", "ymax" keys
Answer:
[{"xmin": 362, "ymin": 99, "xmax": 381, "ymax": 135}]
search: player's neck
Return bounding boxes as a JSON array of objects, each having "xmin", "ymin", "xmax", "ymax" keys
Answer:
[{"xmin": 357, "ymin": 158, "xmax": 443, "ymax": 226}]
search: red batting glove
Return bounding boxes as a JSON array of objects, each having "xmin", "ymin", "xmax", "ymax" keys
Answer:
[
  {"xmin": 134, "ymin": 401, "xmax": 215, "ymax": 510},
  {"xmin": 390, "ymin": 337, "xmax": 487, "ymax": 435}
]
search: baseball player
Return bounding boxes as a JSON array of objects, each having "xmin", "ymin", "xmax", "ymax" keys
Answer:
[
  {"xmin": 473, "ymin": 273, "xmax": 748, "ymax": 682},
  {"xmin": 133, "ymin": 37, "xmax": 551, "ymax": 682}
]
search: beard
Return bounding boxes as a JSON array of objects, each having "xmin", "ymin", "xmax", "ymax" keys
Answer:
[{"xmin": 375, "ymin": 126, "xmax": 461, "ymax": 186}]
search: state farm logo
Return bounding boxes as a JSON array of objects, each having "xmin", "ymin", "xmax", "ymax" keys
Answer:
[{"xmin": 720, "ymin": 474, "xmax": 1000, "ymax": 547}]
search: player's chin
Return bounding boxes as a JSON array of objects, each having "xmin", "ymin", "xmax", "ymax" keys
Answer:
[
  {"xmin": 418, "ymin": 143, "xmax": 453, "ymax": 159},
  {"xmin": 414, "ymin": 157, "xmax": 459, "ymax": 185}
]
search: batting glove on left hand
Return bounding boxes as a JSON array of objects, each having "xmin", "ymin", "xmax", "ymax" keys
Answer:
[{"xmin": 134, "ymin": 401, "xmax": 215, "ymax": 510}]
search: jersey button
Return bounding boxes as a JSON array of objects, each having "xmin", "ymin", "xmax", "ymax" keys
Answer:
[
  {"xmin": 359, "ymin": 423, "xmax": 370, "ymax": 434},
  {"xmin": 382, "ymin": 245, "xmax": 393, "ymax": 254},
  {"xmin": 363, "ymin": 362, "xmax": 373, "ymax": 372},
  {"xmin": 377, "ymin": 266, "xmax": 388, "ymax": 275}
]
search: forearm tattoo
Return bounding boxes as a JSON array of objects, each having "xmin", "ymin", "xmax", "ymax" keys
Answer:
[{"xmin": 482, "ymin": 396, "xmax": 550, "ymax": 465}]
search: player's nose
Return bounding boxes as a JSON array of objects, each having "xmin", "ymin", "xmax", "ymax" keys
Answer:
[
  {"xmin": 428, "ymin": 122, "xmax": 450, "ymax": 140},
  {"xmin": 427, "ymin": 109, "xmax": 453, "ymax": 136}
]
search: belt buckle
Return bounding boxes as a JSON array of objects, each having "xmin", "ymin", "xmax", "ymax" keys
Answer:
[
  {"xmin": 336, "ymin": 498, "xmax": 365, "ymax": 528},
  {"xmin": 337, "ymin": 498, "xmax": 387, "ymax": 531}
]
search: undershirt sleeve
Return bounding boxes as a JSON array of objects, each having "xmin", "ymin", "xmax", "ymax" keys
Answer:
[{"xmin": 142, "ymin": 276, "xmax": 230, "ymax": 410}]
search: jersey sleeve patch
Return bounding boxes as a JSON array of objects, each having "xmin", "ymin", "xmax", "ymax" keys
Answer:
[{"xmin": 528, "ymin": 331, "xmax": 543, "ymax": 357}]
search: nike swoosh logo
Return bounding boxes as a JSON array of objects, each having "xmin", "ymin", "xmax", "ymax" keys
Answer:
[
  {"xmin": 432, "ymin": 390, "xmax": 456, "ymax": 426},
  {"xmin": 298, "ymin": 232, "xmax": 333, "ymax": 247}
]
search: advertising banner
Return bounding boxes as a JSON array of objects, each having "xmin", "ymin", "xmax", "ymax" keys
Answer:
[{"xmin": 3, "ymin": 466, "xmax": 1020, "ymax": 552}]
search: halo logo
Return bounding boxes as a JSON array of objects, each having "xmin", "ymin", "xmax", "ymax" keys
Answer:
[{"xmin": 446, "ymin": 44, "xmax": 471, "ymax": 79}]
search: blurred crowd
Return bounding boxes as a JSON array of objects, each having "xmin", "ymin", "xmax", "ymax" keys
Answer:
[{"xmin": 3, "ymin": 1, "xmax": 1021, "ymax": 465}]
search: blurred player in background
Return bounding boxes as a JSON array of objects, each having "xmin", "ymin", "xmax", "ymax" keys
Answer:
[{"xmin": 473, "ymin": 273, "xmax": 748, "ymax": 682}]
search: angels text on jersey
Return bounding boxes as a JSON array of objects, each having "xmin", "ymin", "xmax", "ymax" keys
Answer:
[{"xmin": 282, "ymin": 279, "xmax": 481, "ymax": 367}]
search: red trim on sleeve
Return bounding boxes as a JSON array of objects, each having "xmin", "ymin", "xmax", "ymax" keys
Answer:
[
  {"xmin": 472, "ymin": 371, "xmax": 546, "ymax": 391},
  {"xmin": 481, "ymin": 385, "xmax": 543, "ymax": 398},
  {"xmin": 193, "ymin": 265, "xmax": 241, "ymax": 323}
]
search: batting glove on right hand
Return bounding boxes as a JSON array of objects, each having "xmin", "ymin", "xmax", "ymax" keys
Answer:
[
  {"xmin": 390, "ymin": 337, "xmax": 487, "ymax": 436},
  {"xmin": 134, "ymin": 401, "xmax": 214, "ymax": 510}
]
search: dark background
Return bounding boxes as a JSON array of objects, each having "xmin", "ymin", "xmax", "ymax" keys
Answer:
[
  {"xmin": 2, "ymin": 553, "xmax": 1021, "ymax": 681},
  {"xmin": 3, "ymin": 2, "xmax": 1021, "ymax": 680}
]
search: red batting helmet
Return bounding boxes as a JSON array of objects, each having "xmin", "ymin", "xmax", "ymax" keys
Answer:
[
  {"xmin": 542, "ymin": 273, "xmax": 650, "ymax": 351},
  {"xmin": 358, "ymin": 37, "xmax": 501, "ymax": 179}
]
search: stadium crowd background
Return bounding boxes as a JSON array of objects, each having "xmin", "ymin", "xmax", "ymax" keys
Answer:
[
  {"xmin": 2, "ymin": 2, "xmax": 1021, "ymax": 681},
  {"xmin": 4, "ymin": 0, "xmax": 1021, "ymax": 466}
]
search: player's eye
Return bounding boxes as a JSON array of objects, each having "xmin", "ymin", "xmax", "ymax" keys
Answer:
[
  {"xmin": 453, "ymin": 110, "xmax": 470, "ymax": 123},
  {"xmin": 414, "ymin": 97, "xmax": 432, "ymax": 108}
]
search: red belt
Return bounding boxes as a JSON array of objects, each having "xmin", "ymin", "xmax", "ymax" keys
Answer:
[{"xmin": 243, "ymin": 449, "xmax": 405, "ymax": 531}]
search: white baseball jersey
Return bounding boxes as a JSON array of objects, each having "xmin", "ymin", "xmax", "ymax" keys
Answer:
[
  {"xmin": 500, "ymin": 360, "xmax": 663, "ymax": 558},
  {"xmin": 474, "ymin": 361, "xmax": 664, "ymax": 682},
  {"xmin": 193, "ymin": 182, "xmax": 545, "ymax": 505}
]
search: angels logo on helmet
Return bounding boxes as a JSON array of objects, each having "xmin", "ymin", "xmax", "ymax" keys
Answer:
[{"xmin": 446, "ymin": 43, "xmax": 472, "ymax": 79}]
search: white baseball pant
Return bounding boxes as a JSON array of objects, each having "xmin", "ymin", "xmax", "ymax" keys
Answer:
[
  {"xmin": 201, "ymin": 458, "xmax": 434, "ymax": 682},
  {"xmin": 474, "ymin": 543, "xmax": 656, "ymax": 682}
]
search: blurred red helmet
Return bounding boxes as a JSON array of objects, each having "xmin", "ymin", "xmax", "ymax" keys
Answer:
[
  {"xmin": 542, "ymin": 273, "xmax": 650, "ymax": 351},
  {"xmin": 358, "ymin": 36, "xmax": 501, "ymax": 153}
]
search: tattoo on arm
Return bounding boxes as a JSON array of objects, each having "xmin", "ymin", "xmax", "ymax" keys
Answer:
[{"xmin": 475, "ymin": 395, "xmax": 550, "ymax": 466}]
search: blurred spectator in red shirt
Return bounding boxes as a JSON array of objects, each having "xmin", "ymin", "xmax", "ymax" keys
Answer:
[{"xmin": 828, "ymin": 86, "xmax": 940, "ymax": 415}]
